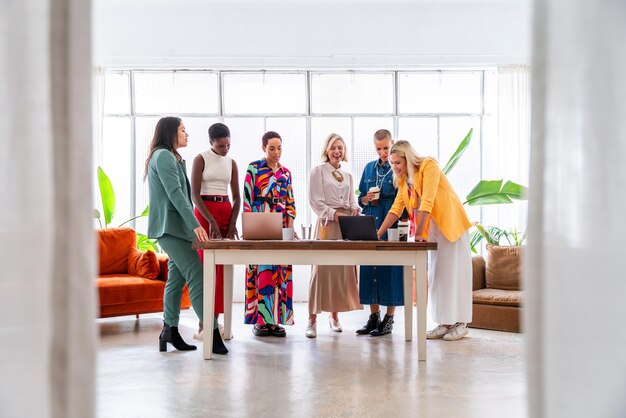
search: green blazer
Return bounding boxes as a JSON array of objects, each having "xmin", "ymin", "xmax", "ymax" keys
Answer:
[{"xmin": 147, "ymin": 148, "xmax": 200, "ymax": 242}]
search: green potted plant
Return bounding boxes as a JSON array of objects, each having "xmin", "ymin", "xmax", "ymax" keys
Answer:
[{"xmin": 94, "ymin": 166, "xmax": 159, "ymax": 252}]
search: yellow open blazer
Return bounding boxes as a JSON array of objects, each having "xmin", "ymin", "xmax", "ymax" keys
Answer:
[{"xmin": 389, "ymin": 158, "xmax": 471, "ymax": 242}]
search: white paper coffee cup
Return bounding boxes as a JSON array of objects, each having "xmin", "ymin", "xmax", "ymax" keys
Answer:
[
  {"xmin": 397, "ymin": 221, "xmax": 409, "ymax": 242},
  {"xmin": 282, "ymin": 227, "xmax": 294, "ymax": 241},
  {"xmin": 368, "ymin": 186, "xmax": 380, "ymax": 200}
]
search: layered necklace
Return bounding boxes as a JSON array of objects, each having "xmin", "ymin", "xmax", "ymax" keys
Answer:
[{"xmin": 375, "ymin": 162, "xmax": 392, "ymax": 188}]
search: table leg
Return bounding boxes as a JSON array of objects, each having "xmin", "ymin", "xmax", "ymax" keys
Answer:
[
  {"xmin": 203, "ymin": 250, "xmax": 216, "ymax": 360},
  {"xmin": 223, "ymin": 264, "xmax": 234, "ymax": 340},
  {"xmin": 403, "ymin": 265, "xmax": 413, "ymax": 341},
  {"xmin": 415, "ymin": 252, "xmax": 427, "ymax": 361}
]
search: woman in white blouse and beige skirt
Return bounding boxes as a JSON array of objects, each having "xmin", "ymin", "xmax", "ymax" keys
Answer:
[{"xmin": 306, "ymin": 133, "xmax": 363, "ymax": 338}]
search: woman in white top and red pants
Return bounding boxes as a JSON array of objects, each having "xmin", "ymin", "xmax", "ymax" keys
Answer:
[{"xmin": 190, "ymin": 123, "xmax": 241, "ymax": 339}]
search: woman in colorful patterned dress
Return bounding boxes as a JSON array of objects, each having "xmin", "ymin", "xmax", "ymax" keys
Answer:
[{"xmin": 243, "ymin": 131, "xmax": 296, "ymax": 337}]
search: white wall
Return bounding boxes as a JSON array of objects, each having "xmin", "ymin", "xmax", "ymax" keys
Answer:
[{"xmin": 94, "ymin": 0, "xmax": 532, "ymax": 68}]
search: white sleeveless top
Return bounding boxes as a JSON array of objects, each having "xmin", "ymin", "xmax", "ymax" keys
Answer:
[{"xmin": 200, "ymin": 150, "xmax": 232, "ymax": 195}]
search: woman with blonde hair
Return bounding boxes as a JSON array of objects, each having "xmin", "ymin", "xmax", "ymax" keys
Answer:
[
  {"xmin": 377, "ymin": 140, "xmax": 473, "ymax": 341},
  {"xmin": 306, "ymin": 133, "xmax": 362, "ymax": 338}
]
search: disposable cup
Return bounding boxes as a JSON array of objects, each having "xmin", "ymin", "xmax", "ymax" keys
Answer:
[{"xmin": 282, "ymin": 227, "xmax": 294, "ymax": 241}]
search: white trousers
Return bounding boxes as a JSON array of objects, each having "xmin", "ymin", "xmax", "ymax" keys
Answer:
[{"xmin": 427, "ymin": 220, "xmax": 473, "ymax": 325}]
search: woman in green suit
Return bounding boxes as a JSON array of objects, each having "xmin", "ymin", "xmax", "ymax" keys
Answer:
[{"xmin": 145, "ymin": 116, "xmax": 228, "ymax": 355}]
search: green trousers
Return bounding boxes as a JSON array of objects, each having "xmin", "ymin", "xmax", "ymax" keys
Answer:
[{"xmin": 158, "ymin": 234, "xmax": 216, "ymax": 329}]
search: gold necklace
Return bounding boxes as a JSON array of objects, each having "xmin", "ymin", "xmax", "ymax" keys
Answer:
[{"xmin": 331, "ymin": 170, "xmax": 344, "ymax": 182}]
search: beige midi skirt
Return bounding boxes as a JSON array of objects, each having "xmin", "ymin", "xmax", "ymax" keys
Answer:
[{"xmin": 308, "ymin": 210, "xmax": 363, "ymax": 314}]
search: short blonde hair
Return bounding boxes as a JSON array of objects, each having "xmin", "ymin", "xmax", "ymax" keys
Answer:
[
  {"xmin": 320, "ymin": 133, "xmax": 349, "ymax": 163},
  {"xmin": 389, "ymin": 140, "xmax": 429, "ymax": 187}
]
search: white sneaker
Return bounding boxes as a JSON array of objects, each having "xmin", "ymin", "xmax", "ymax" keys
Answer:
[
  {"xmin": 443, "ymin": 323, "xmax": 468, "ymax": 341},
  {"xmin": 426, "ymin": 324, "xmax": 450, "ymax": 339},
  {"xmin": 329, "ymin": 316, "xmax": 343, "ymax": 332},
  {"xmin": 305, "ymin": 320, "xmax": 317, "ymax": 338},
  {"xmin": 193, "ymin": 323, "xmax": 225, "ymax": 341}
]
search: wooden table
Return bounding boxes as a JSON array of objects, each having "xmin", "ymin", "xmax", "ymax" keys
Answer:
[{"xmin": 193, "ymin": 240, "xmax": 436, "ymax": 360}]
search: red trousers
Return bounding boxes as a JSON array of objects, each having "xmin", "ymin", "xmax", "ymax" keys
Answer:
[{"xmin": 194, "ymin": 197, "xmax": 233, "ymax": 314}]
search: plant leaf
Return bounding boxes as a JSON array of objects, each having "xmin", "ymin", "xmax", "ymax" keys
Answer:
[
  {"xmin": 500, "ymin": 180, "xmax": 528, "ymax": 200},
  {"xmin": 136, "ymin": 233, "xmax": 156, "ymax": 252},
  {"xmin": 464, "ymin": 179, "xmax": 528, "ymax": 206},
  {"xmin": 466, "ymin": 194, "xmax": 513, "ymax": 206},
  {"xmin": 475, "ymin": 223, "xmax": 499, "ymax": 245},
  {"xmin": 469, "ymin": 228, "xmax": 484, "ymax": 253},
  {"xmin": 442, "ymin": 128, "xmax": 473, "ymax": 175},
  {"xmin": 140, "ymin": 205, "xmax": 150, "ymax": 216},
  {"xmin": 97, "ymin": 166, "xmax": 116, "ymax": 227}
]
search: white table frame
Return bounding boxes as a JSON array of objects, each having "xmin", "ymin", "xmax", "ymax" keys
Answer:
[{"xmin": 197, "ymin": 240, "xmax": 434, "ymax": 360}]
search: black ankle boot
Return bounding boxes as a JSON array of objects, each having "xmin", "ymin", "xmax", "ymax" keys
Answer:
[
  {"xmin": 356, "ymin": 312, "xmax": 381, "ymax": 335},
  {"xmin": 212, "ymin": 327, "xmax": 228, "ymax": 355},
  {"xmin": 159, "ymin": 322, "xmax": 197, "ymax": 352},
  {"xmin": 370, "ymin": 314, "xmax": 394, "ymax": 336}
]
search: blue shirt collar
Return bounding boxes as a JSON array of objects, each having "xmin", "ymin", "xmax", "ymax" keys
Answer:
[{"xmin": 376, "ymin": 159, "xmax": 391, "ymax": 169}]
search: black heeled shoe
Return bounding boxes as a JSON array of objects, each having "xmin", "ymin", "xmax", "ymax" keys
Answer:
[
  {"xmin": 212, "ymin": 327, "xmax": 228, "ymax": 355},
  {"xmin": 356, "ymin": 312, "xmax": 381, "ymax": 335},
  {"xmin": 159, "ymin": 322, "xmax": 197, "ymax": 352},
  {"xmin": 370, "ymin": 314, "xmax": 394, "ymax": 337}
]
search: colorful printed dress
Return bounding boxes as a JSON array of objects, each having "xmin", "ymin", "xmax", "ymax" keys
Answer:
[{"xmin": 243, "ymin": 159, "xmax": 296, "ymax": 325}]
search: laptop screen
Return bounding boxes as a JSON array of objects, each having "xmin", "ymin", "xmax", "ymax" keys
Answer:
[
  {"xmin": 338, "ymin": 216, "xmax": 379, "ymax": 241},
  {"xmin": 242, "ymin": 212, "xmax": 283, "ymax": 240}
]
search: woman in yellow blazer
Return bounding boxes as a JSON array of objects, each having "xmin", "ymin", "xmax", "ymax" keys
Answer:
[{"xmin": 377, "ymin": 140, "xmax": 473, "ymax": 341}]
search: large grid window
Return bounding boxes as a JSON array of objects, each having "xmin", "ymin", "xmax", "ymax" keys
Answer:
[{"xmin": 97, "ymin": 69, "xmax": 497, "ymax": 234}]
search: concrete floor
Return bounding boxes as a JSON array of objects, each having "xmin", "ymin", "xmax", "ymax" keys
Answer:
[{"xmin": 97, "ymin": 303, "xmax": 526, "ymax": 418}]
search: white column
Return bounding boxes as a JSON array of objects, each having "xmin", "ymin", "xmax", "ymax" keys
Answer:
[{"xmin": 527, "ymin": 1, "xmax": 626, "ymax": 416}]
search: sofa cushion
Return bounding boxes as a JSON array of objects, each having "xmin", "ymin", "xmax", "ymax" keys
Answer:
[
  {"xmin": 98, "ymin": 228, "xmax": 136, "ymax": 275},
  {"xmin": 128, "ymin": 248, "xmax": 160, "ymax": 279},
  {"xmin": 156, "ymin": 253, "xmax": 169, "ymax": 281},
  {"xmin": 485, "ymin": 244, "xmax": 523, "ymax": 291},
  {"xmin": 473, "ymin": 288, "xmax": 522, "ymax": 307},
  {"xmin": 472, "ymin": 255, "xmax": 486, "ymax": 291},
  {"xmin": 97, "ymin": 275, "xmax": 166, "ymax": 306}
]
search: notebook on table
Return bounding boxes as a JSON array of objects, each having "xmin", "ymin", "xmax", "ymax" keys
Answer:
[
  {"xmin": 242, "ymin": 212, "xmax": 283, "ymax": 240},
  {"xmin": 338, "ymin": 215, "xmax": 379, "ymax": 241}
]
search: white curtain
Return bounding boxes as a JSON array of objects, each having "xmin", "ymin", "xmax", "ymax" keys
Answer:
[
  {"xmin": 0, "ymin": 1, "xmax": 95, "ymax": 417},
  {"xmin": 482, "ymin": 65, "xmax": 530, "ymax": 235},
  {"xmin": 92, "ymin": 66, "xmax": 105, "ymax": 168},
  {"xmin": 526, "ymin": 1, "xmax": 626, "ymax": 417}
]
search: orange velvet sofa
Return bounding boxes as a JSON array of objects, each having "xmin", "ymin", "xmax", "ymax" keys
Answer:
[{"xmin": 97, "ymin": 228, "xmax": 191, "ymax": 318}]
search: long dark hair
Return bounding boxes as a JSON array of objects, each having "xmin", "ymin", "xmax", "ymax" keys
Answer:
[{"xmin": 144, "ymin": 116, "xmax": 183, "ymax": 180}]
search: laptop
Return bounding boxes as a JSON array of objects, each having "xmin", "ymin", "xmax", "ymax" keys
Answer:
[
  {"xmin": 338, "ymin": 215, "xmax": 379, "ymax": 241},
  {"xmin": 242, "ymin": 212, "xmax": 283, "ymax": 240}
]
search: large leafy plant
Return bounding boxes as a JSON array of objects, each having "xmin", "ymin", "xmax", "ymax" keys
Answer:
[
  {"xmin": 94, "ymin": 166, "xmax": 159, "ymax": 252},
  {"xmin": 469, "ymin": 224, "xmax": 526, "ymax": 249},
  {"xmin": 442, "ymin": 128, "xmax": 528, "ymax": 252}
]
